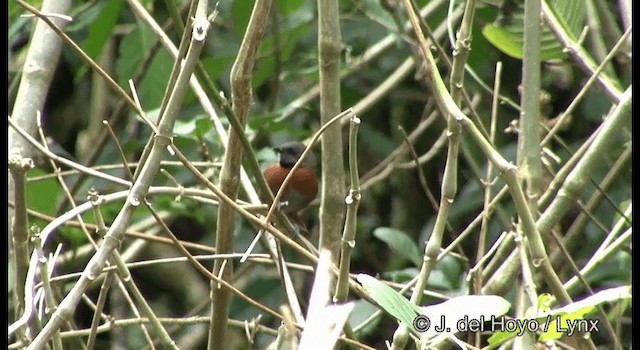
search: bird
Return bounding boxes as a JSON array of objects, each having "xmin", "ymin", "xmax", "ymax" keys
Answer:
[{"xmin": 263, "ymin": 142, "xmax": 318, "ymax": 215}]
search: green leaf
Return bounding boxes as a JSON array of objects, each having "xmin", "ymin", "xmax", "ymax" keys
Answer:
[
  {"xmin": 359, "ymin": 0, "xmax": 396, "ymax": 29},
  {"xmin": 248, "ymin": 113, "xmax": 313, "ymax": 139},
  {"xmin": 173, "ymin": 115, "xmax": 214, "ymax": 140},
  {"xmin": 26, "ymin": 169, "xmax": 60, "ymax": 216},
  {"xmin": 66, "ymin": 2, "xmax": 103, "ymax": 33},
  {"xmin": 485, "ymin": 330, "xmax": 514, "ymax": 349},
  {"xmin": 348, "ymin": 299, "xmax": 382, "ymax": 336},
  {"xmin": 538, "ymin": 286, "xmax": 631, "ymax": 317},
  {"xmin": 248, "ymin": 113, "xmax": 294, "ymax": 134},
  {"xmin": 83, "ymin": 0, "xmax": 124, "ymax": 59},
  {"xmin": 173, "ymin": 119, "xmax": 198, "ymax": 137},
  {"xmin": 116, "ymin": 26, "xmax": 172, "ymax": 110},
  {"xmin": 58, "ymin": 227, "xmax": 88, "ymax": 248},
  {"xmin": 433, "ymin": 253, "xmax": 464, "ymax": 291},
  {"xmin": 481, "ymin": 25, "xmax": 525, "ymax": 59},
  {"xmin": 535, "ymin": 293, "xmax": 554, "ymax": 314},
  {"xmin": 356, "ymin": 274, "xmax": 422, "ymax": 330},
  {"xmin": 201, "ymin": 56, "xmax": 235, "ymax": 81},
  {"xmin": 384, "ymin": 267, "xmax": 419, "ymax": 284},
  {"xmin": 539, "ymin": 310, "xmax": 593, "ymax": 341},
  {"xmin": 482, "ymin": 0, "xmax": 585, "ymax": 61},
  {"xmin": 277, "ymin": 0, "xmax": 305, "ymax": 16},
  {"xmin": 139, "ymin": 50, "xmax": 173, "ymax": 110},
  {"xmin": 231, "ymin": 0, "xmax": 253, "ymax": 38},
  {"xmin": 277, "ymin": 0, "xmax": 314, "ymax": 29},
  {"xmin": 373, "ymin": 227, "xmax": 422, "ymax": 267},
  {"xmin": 487, "ymin": 286, "xmax": 631, "ymax": 348},
  {"xmin": 194, "ymin": 117, "xmax": 214, "ymax": 137},
  {"xmin": 8, "ymin": 0, "xmax": 25, "ymax": 18},
  {"xmin": 116, "ymin": 26, "xmax": 148, "ymax": 86}
]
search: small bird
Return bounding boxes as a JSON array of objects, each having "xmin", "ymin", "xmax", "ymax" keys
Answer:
[{"xmin": 263, "ymin": 142, "xmax": 318, "ymax": 214}]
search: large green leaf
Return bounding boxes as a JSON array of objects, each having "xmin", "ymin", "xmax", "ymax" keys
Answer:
[
  {"xmin": 201, "ymin": 56, "xmax": 236, "ymax": 82},
  {"xmin": 173, "ymin": 115, "xmax": 213, "ymax": 139},
  {"xmin": 482, "ymin": 0, "xmax": 584, "ymax": 61},
  {"xmin": 373, "ymin": 227, "xmax": 422, "ymax": 267},
  {"xmin": 25, "ymin": 169, "xmax": 60, "ymax": 217},
  {"xmin": 116, "ymin": 25, "xmax": 172, "ymax": 111},
  {"xmin": 277, "ymin": 0, "xmax": 305, "ymax": 16},
  {"xmin": 348, "ymin": 299, "xmax": 383, "ymax": 336},
  {"xmin": 356, "ymin": 274, "xmax": 422, "ymax": 330},
  {"xmin": 231, "ymin": 0, "xmax": 253, "ymax": 39},
  {"xmin": 83, "ymin": 0, "xmax": 124, "ymax": 60},
  {"xmin": 359, "ymin": 0, "xmax": 397, "ymax": 29}
]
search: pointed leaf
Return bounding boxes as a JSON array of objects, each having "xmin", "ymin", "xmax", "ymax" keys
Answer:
[
  {"xmin": 356, "ymin": 274, "xmax": 422, "ymax": 330},
  {"xmin": 482, "ymin": 0, "xmax": 585, "ymax": 61},
  {"xmin": 373, "ymin": 227, "xmax": 422, "ymax": 267}
]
